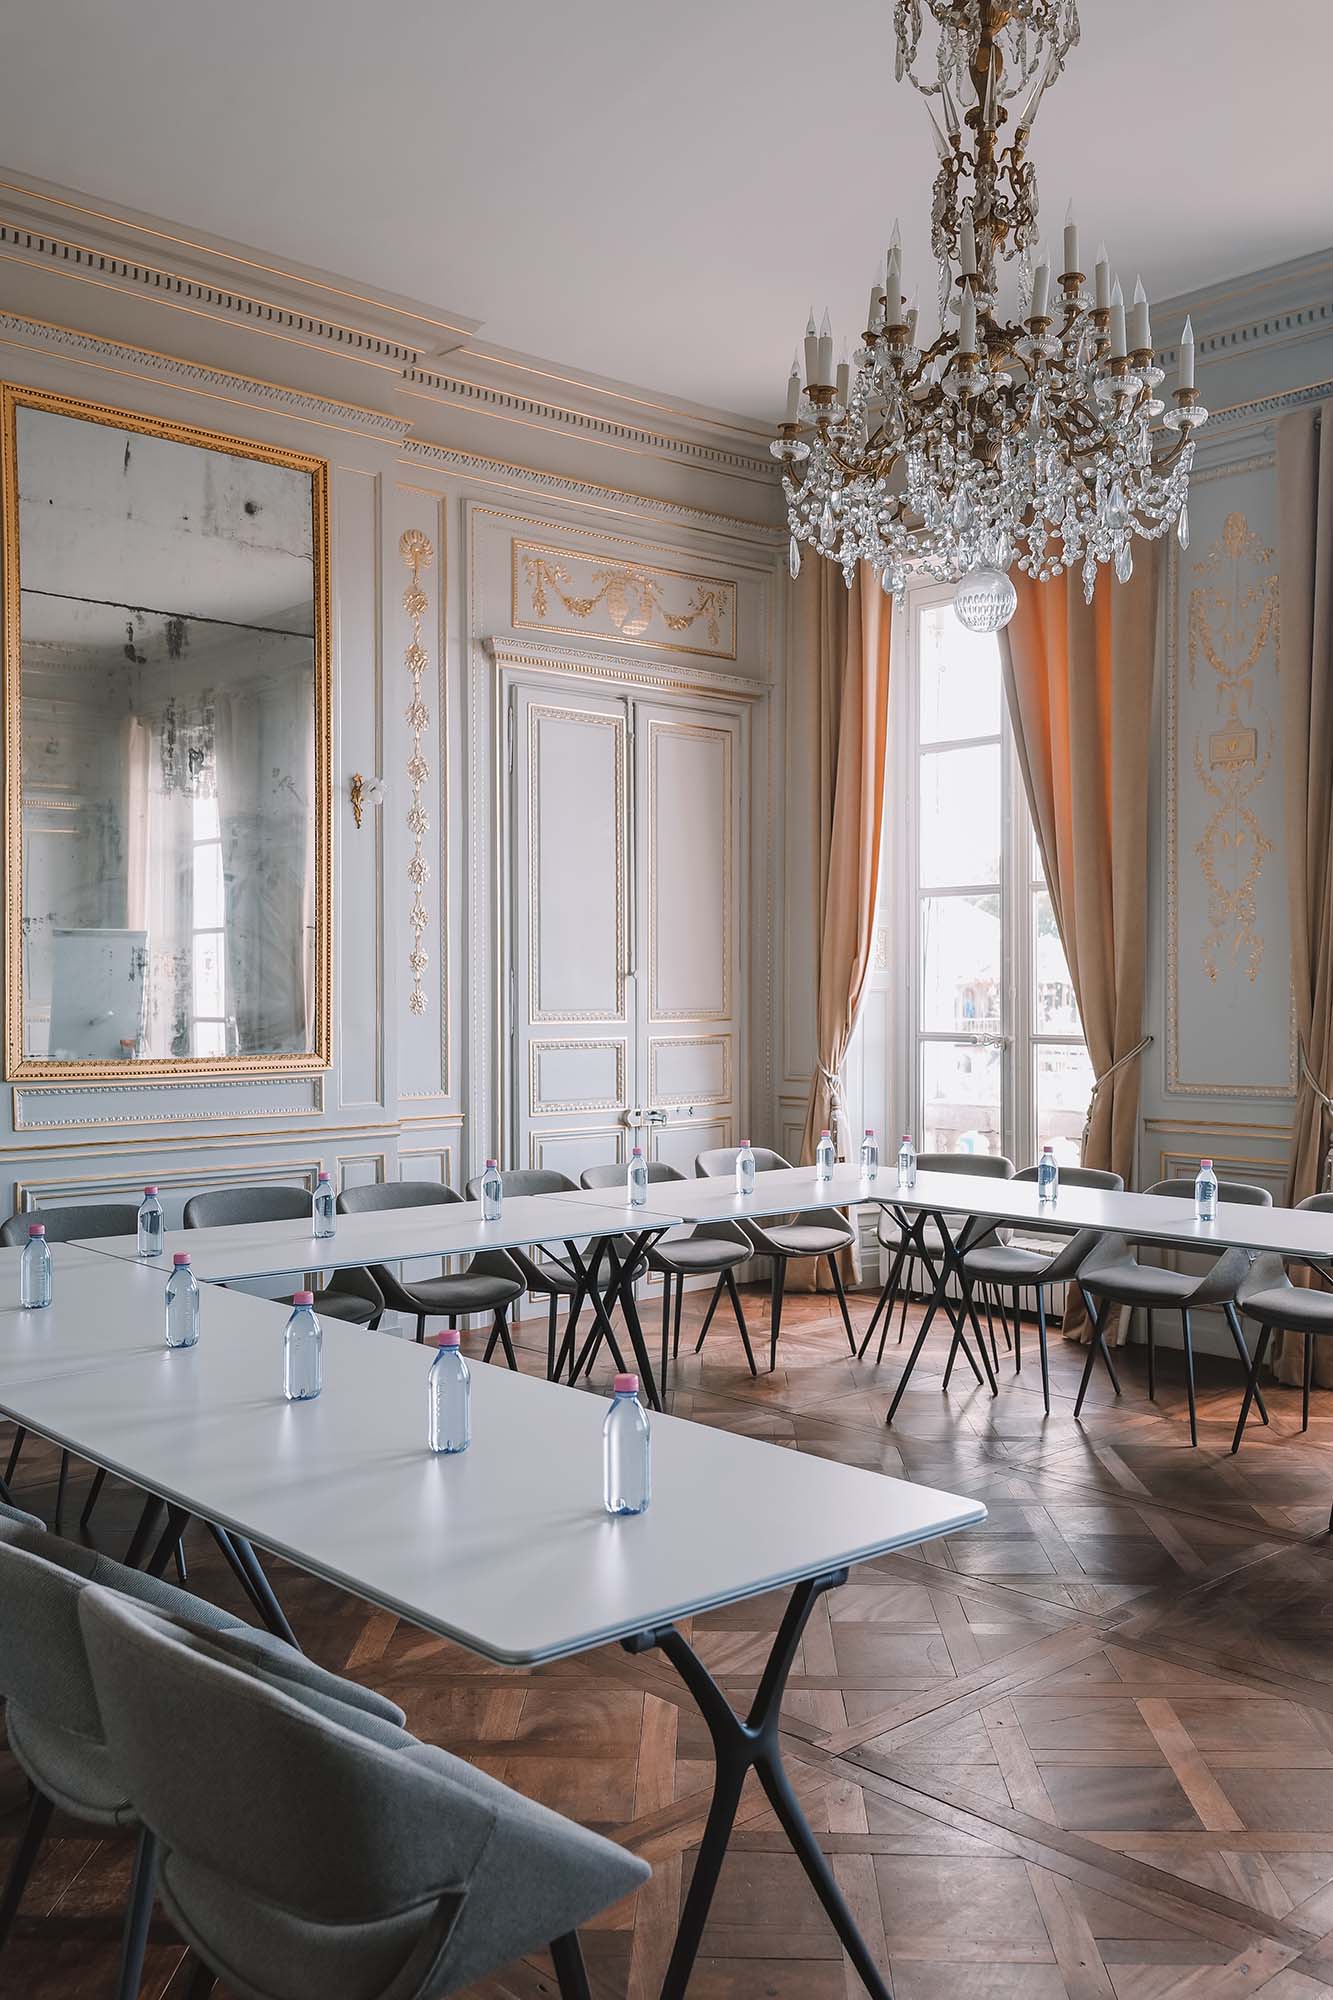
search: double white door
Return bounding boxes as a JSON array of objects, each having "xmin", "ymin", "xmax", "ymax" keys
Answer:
[{"xmin": 507, "ymin": 679, "xmax": 742, "ymax": 1185}]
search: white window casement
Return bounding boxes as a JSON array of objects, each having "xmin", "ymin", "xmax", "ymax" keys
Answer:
[{"xmin": 849, "ymin": 578, "xmax": 1091, "ymax": 1173}]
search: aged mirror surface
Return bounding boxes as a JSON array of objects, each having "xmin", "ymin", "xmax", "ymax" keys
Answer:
[{"xmin": 2, "ymin": 387, "xmax": 330, "ymax": 1078}]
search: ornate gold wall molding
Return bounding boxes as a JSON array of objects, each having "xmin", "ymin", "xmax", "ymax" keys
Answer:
[
  {"xmin": 1186, "ymin": 509, "xmax": 1280, "ymax": 984},
  {"xmin": 400, "ymin": 527, "xmax": 434, "ymax": 1018},
  {"xmin": 513, "ymin": 539, "xmax": 737, "ymax": 660}
]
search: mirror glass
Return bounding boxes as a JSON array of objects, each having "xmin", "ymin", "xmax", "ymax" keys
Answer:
[{"xmin": 5, "ymin": 394, "xmax": 328, "ymax": 1075}]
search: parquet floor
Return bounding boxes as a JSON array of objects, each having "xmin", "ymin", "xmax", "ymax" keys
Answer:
[{"xmin": 6, "ymin": 1283, "xmax": 1333, "ymax": 1999}]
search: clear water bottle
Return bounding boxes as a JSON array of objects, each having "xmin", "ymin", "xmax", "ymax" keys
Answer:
[
  {"xmin": 312, "ymin": 1171, "xmax": 336, "ymax": 1241},
  {"xmin": 627, "ymin": 1145, "xmax": 649, "ymax": 1208},
  {"xmin": 283, "ymin": 1290, "xmax": 323, "ymax": 1401},
  {"xmin": 1036, "ymin": 1144, "xmax": 1059, "ymax": 1206},
  {"xmin": 897, "ymin": 1134, "xmax": 917, "ymax": 1189},
  {"xmin": 735, "ymin": 1139, "xmax": 756, "ymax": 1196},
  {"xmin": 1195, "ymin": 1156, "xmax": 1218, "ymax": 1223},
  {"xmin": 427, "ymin": 1330, "xmax": 471, "ymax": 1453},
  {"xmin": 137, "ymin": 1185, "xmax": 164, "ymax": 1259},
  {"xmin": 603, "ymin": 1373, "xmax": 651, "ymax": 1515},
  {"xmin": 164, "ymin": 1252, "xmax": 199, "ymax": 1350},
  {"xmin": 860, "ymin": 1127, "xmax": 879, "ymax": 1181},
  {"xmin": 19, "ymin": 1223, "xmax": 51, "ymax": 1310},
  {"xmin": 815, "ymin": 1129, "xmax": 835, "ymax": 1181},
  {"xmin": 481, "ymin": 1158, "xmax": 503, "ymax": 1221}
]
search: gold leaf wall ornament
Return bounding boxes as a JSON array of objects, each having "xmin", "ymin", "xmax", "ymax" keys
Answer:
[
  {"xmin": 399, "ymin": 527, "xmax": 434, "ymax": 1019},
  {"xmin": 514, "ymin": 544, "xmax": 737, "ymax": 659},
  {"xmin": 1187, "ymin": 510, "xmax": 1280, "ymax": 984}
]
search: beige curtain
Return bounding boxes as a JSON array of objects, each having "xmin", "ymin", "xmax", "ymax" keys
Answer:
[
  {"xmin": 1274, "ymin": 400, "xmax": 1333, "ymax": 1385},
  {"xmin": 1000, "ymin": 551, "xmax": 1160, "ymax": 1339}
]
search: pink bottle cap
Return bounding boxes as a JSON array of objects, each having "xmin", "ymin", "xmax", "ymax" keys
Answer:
[
  {"xmin": 865, "ymin": 1127, "xmax": 874, "ymax": 1136},
  {"xmin": 292, "ymin": 1290, "xmax": 314, "ymax": 1306},
  {"xmin": 437, "ymin": 1329, "xmax": 461, "ymax": 1348},
  {"xmin": 613, "ymin": 1373, "xmax": 639, "ymax": 1394},
  {"xmin": 27, "ymin": 1222, "xmax": 44, "ymax": 1237},
  {"xmin": 485, "ymin": 1158, "xmax": 497, "ymax": 1168},
  {"xmin": 172, "ymin": 1252, "xmax": 191, "ymax": 1266},
  {"xmin": 820, "ymin": 1129, "xmax": 831, "ymax": 1138},
  {"xmin": 316, "ymin": 1171, "xmax": 329, "ymax": 1182},
  {"xmin": 1201, "ymin": 1157, "xmax": 1213, "ymax": 1168},
  {"xmin": 741, "ymin": 1137, "xmax": 751, "ymax": 1145},
  {"xmin": 144, "ymin": 1185, "xmax": 158, "ymax": 1195}
]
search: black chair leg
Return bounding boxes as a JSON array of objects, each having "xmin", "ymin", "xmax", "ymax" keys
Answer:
[
  {"xmin": 897, "ymin": 1256, "xmax": 913, "ymax": 1345},
  {"xmin": 0, "ymin": 1788, "xmax": 54, "ymax": 1949},
  {"xmin": 1146, "ymin": 1306, "xmax": 1156, "ymax": 1401},
  {"xmin": 672, "ymin": 1272, "xmax": 686, "ymax": 1362},
  {"xmin": 1303, "ymin": 1327, "xmax": 1312, "ymax": 1433},
  {"xmin": 1036, "ymin": 1285, "xmax": 1051, "ymax": 1417},
  {"xmin": 693, "ymin": 1276, "xmax": 725, "ymax": 1355},
  {"xmin": 488, "ymin": 1310, "xmax": 519, "ymax": 1372},
  {"xmin": 769, "ymin": 1260, "xmax": 787, "ymax": 1372},
  {"xmin": 80, "ymin": 1464, "xmax": 108, "ymax": 1531},
  {"xmin": 1012, "ymin": 1288, "xmax": 1022, "ymax": 1374},
  {"xmin": 53, "ymin": 1450, "xmax": 70, "ymax": 1530},
  {"xmin": 826, "ymin": 1254, "xmax": 857, "ymax": 1356},
  {"xmin": 546, "ymin": 1293, "xmax": 559, "ymax": 1381},
  {"xmin": 550, "ymin": 1931, "xmax": 592, "ymax": 2000},
  {"xmin": 1181, "ymin": 1309, "xmax": 1198, "ymax": 1447},
  {"xmin": 414, "ymin": 1313, "xmax": 426, "ymax": 1344},
  {"xmin": 4, "ymin": 1427, "xmax": 26, "ymax": 1487},
  {"xmin": 114, "ymin": 1826, "xmax": 158, "ymax": 2000},
  {"xmin": 724, "ymin": 1268, "xmax": 758, "ymax": 1376},
  {"xmin": 660, "ymin": 1277, "xmax": 673, "ymax": 1402}
]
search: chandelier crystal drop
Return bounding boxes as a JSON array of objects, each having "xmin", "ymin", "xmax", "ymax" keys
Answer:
[{"xmin": 773, "ymin": 0, "xmax": 1207, "ymax": 625}]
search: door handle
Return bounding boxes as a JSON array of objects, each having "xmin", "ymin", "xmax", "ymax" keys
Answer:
[{"xmin": 622, "ymin": 1106, "xmax": 669, "ymax": 1127}]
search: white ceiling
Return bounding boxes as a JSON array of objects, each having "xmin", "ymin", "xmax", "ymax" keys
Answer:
[{"xmin": 3, "ymin": 0, "xmax": 1330, "ymax": 422}]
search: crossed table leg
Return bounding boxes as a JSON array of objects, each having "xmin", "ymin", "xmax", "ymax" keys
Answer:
[
  {"xmin": 884, "ymin": 1212, "xmax": 999, "ymax": 1425},
  {"xmin": 553, "ymin": 1230, "xmax": 670, "ymax": 1412},
  {"xmin": 625, "ymin": 1567, "xmax": 891, "ymax": 2000}
]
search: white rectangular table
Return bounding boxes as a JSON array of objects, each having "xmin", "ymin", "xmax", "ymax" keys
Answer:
[{"xmin": 0, "ymin": 1252, "xmax": 983, "ymax": 2000}]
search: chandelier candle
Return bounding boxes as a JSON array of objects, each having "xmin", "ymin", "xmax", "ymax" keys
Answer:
[{"xmin": 773, "ymin": 0, "xmax": 1206, "ymax": 619}]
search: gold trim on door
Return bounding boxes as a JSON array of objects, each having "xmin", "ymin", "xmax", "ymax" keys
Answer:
[{"xmin": 1, "ymin": 381, "xmax": 333, "ymax": 1082}]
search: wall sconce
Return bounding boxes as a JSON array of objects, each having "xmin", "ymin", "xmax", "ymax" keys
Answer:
[{"xmin": 349, "ymin": 772, "xmax": 386, "ymax": 830}]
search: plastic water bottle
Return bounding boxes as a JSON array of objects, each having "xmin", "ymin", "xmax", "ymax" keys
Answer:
[
  {"xmin": 283, "ymin": 1290, "xmax": 323, "ymax": 1401},
  {"xmin": 481, "ymin": 1158, "xmax": 503, "ymax": 1221},
  {"xmin": 1195, "ymin": 1156, "xmax": 1218, "ymax": 1223},
  {"xmin": 1037, "ymin": 1144, "xmax": 1059, "ymax": 1206},
  {"xmin": 137, "ymin": 1186, "xmax": 164, "ymax": 1259},
  {"xmin": 312, "ymin": 1171, "xmax": 336, "ymax": 1241},
  {"xmin": 19, "ymin": 1223, "xmax": 51, "ymax": 1310},
  {"xmin": 427, "ymin": 1330, "xmax": 471, "ymax": 1453},
  {"xmin": 897, "ymin": 1134, "xmax": 917, "ymax": 1189},
  {"xmin": 735, "ymin": 1139, "xmax": 756, "ymax": 1196},
  {"xmin": 603, "ymin": 1373, "xmax": 651, "ymax": 1515},
  {"xmin": 628, "ymin": 1145, "xmax": 649, "ymax": 1208},
  {"xmin": 815, "ymin": 1129, "xmax": 835, "ymax": 1181},
  {"xmin": 164, "ymin": 1253, "xmax": 199, "ymax": 1349},
  {"xmin": 860, "ymin": 1127, "xmax": 880, "ymax": 1181}
]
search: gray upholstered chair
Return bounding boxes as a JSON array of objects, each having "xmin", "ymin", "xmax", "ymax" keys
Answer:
[
  {"xmin": 336, "ymin": 1181, "xmax": 524, "ymax": 1366},
  {"xmin": 1231, "ymin": 1192, "xmax": 1333, "ymax": 1469},
  {"xmin": 464, "ymin": 1167, "xmax": 581, "ymax": 1379},
  {"xmin": 184, "ymin": 1184, "xmax": 384, "ymax": 1327},
  {"xmin": 0, "ymin": 1501, "xmax": 406, "ymax": 1998},
  {"xmin": 0, "ymin": 1203, "xmax": 141, "ymax": 1523},
  {"xmin": 694, "ymin": 1146, "xmax": 855, "ymax": 1370},
  {"xmin": 78, "ymin": 1583, "xmax": 650, "ymax": 2000},
  {"xmin": 860, "ymin": 1152, "xmax": 1016, "ymax": 1363},
  {"xmin": 1077, "ymin": 1176, "xmax": 1273, "ymax": 1445},
  {"xmin": 580, "ymin": 1161, "xmax": 754, "ymax": 1392},
  {"xmin": 959, "ymin": 1165, "xmax": 1124, "ymax": 1415}
]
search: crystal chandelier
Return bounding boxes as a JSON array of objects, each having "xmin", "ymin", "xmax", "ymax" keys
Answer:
[{"xmin": 773, "ymin": 0, "xmax": 1207, "ymax": 630}]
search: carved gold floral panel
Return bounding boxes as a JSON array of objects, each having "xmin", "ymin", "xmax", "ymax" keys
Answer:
[{"xmin": 511, "ymin": 539, "xmax": 737, "ymax": 660}]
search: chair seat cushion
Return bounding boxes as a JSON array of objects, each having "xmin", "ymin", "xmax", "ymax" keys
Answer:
[
  {"xmin": 5, "ymin": 1707, "xmax": 134, "ymax": 1825},
  {"xmin": 400, "ymin": 1271, "xmax": 524, "ymax": 1312},
  {"xmin": 763, "ymin": 1222, "xmax": 854, "ymax": 1258},
  {"xmin": 308, "ymin": 1289, "xmax": 379, "ymax": 1327},
  {"xmin": 1082, "ymin": 1259, "xmax": 1197, "ymax": 1308},
  {"xmin": 962, "ymin": 1244, "xmax": 1050, "ymax": 1283},
  {"xmin": 1242, "ymin": 1282, "xmax": 1333, "ymax": 1333},
  {"xmin": 648, "ymin": 1234, "xmax": 749, "ymax": 1275}
]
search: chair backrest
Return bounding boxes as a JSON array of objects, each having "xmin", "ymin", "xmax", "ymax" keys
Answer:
[
  {"xmin": 1146, "ymin": 1176, "xmax": 1272, "ymax": 1206},
  {"xmin": 1013, "ymin": 1165, "xmax": 1124, "ymax": 1193},
  {"xmin": 695, "ymin": 1146, "xmax": 790, "ymax": 1178},
  {"xmin": 79, "ymin": 1585, "xmax": 495, "ymax": 1926},
  {"xmin": 0, "ymin": 1202, "xmax": 140, "ymax": 1247},
  {"xmin": 184, "ymin": 1184, "xmax": 314, "ymax": 1230},
  {"xmin": 916, "ymin": 1151, "xmax": 1015, "ymax": 1179},
  {"xmin": 336, "ymin": 1180, "xmax": 462, "ymax": 1217},
  {"xmin": 581, "ymin": 1161, "xmax": 684, "ymax": 1190},
  {"xmin": 1298, "ymin": 1192, "xmax": 1333, "ymax": 1214},
  {"xmin": 463, "ymin": 1167, "xmax": 577, "ymax": 1201}
]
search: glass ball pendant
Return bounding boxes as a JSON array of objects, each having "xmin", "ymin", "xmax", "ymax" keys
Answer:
[{"xmin": 954, "ymin": 565, "xmax": 1018, "ymax": 634}]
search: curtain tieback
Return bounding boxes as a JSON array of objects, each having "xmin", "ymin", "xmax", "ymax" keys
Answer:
[
  {"xmin": 1080, "ymin": 1033, "xmax": 1153, "ymax": 1160},
  {"xmin": 817, "ymin": 1061, "xmax": 851, "ymax": 1156}
]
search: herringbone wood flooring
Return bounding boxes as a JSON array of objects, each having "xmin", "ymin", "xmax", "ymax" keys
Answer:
[{"xmin": 6, "ymin": 1283, "xmax": 1333, "ymax": 1999}]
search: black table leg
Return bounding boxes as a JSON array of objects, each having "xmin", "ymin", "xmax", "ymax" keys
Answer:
[
  {"xmin": 624, "ymin": 1567, "xmax": 890, "ymax": 2000},
  {"xmin": 559, "ymin": 1234, "xmax": 667, "ymax": 1410},
  {"xmin": 885, "ymin": 1215, "xmax": 992, "ymax": 1426},
  {"xmin": 1230, "ymin": 1322, "xmax": 1273, "ymax": 1453},
  {"xmin": 1072, "ymin": 1286, "xmax": 1123, "ymax": 1419}
]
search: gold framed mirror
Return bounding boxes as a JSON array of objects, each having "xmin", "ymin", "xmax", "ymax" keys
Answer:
[{"xmin": 1, "ymin": 384, "xmax": 331, "ymax": 1080}]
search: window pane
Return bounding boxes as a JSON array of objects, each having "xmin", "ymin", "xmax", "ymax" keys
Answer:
[
  {"xmin": 1035, "ymin": 1043, "xmax": 1095, "ymax": 1166},
  {"xmin": 192, "ymin": 794, "xmax": 220, "ymax": 841},
  {"xmin": 1033, "ymin": 891, "xmax": 1082, "ymax": 1034},
  {"xmin": 193, "ymin": 932, "xmax": 225, "ymax": 1018},
  {"xmin": 919, "ymin": 605, "xmax": 1002, "ymax": 742},
  {"xmin": 921, "ymin": 894, "xmax": 1002, "ymax": 1033},
  {"xmin": 921, "ymin": 1041, "xmax": 1002, "ymax": 1156},
  {"xmin": 919, "ymin": 744, "xmax": 1001, "ymax": 888},
  {"xmin": 193, "ymin": 841, "xmax": 225, "ymax": 930}
]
